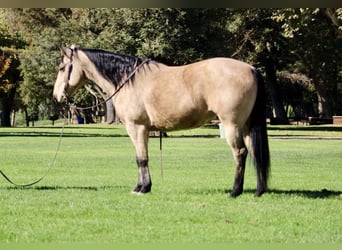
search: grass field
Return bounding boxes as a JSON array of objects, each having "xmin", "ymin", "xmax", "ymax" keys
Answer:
[{"xmin": 0, "ymin": 124, "xmax": 341, "ymax": 243}]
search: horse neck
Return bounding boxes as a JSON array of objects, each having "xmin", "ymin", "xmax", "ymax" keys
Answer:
[{"xmin": 77, "ymin": 51, "xmax": 117, "ymax": 96}]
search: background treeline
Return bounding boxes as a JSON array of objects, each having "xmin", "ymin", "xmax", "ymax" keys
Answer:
[{"xmin": 0, "ymin": 8, "xmax": 341, "ymax": 126}]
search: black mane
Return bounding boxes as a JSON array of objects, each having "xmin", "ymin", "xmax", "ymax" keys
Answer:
[{"xmin": 81, "ymin": 48, "xmax": 146, "ymax": 86}]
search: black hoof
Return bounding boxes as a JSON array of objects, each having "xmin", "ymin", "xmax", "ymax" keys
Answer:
[
  {"xmin": 254, "ymin": 189, "xmax": 266, "ymax": 197},
  {"xmin": 230, "ymin": 189, "xmax": 243, "ymax": 198},
  {"xmin": 132, "ymin": 183, "xmax": 152, "ymax": 194}
]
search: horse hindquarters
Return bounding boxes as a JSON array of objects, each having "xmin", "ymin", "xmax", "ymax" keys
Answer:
[{"xmin": 221, "ymin": 69, "xmax": 270, "ymax": 197}]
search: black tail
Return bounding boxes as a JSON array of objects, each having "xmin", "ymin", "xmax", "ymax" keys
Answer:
[{"xmin": 249, "ymin": 69, "xmax": 270, "ymax": 197}]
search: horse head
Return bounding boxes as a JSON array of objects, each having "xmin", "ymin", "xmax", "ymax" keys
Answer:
[{"xmin": 53, "ymin": 45, "xmax": 85, "ymax": 103}]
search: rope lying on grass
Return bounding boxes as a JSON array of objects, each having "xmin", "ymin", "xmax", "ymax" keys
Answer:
[{"xmin": 0, "ymin": 123, "xmax": 65, "ymax": 187}]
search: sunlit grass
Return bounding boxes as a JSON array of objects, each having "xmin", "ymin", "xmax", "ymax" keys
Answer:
[{"xmin": 0, "ymin": 125, "xmax": 341, "ymax": 243}]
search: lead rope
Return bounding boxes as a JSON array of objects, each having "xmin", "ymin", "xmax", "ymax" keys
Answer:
[
  {"xmin": 0, "ymin": 120, "xmax": 66, "ymax": 187},
  {"xmin": 160, "ymin": 132, "xmax": 163, "ymax": 180}
]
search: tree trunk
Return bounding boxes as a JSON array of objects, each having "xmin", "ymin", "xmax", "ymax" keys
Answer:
[
  {"xmin": 0, "ymin": 87, "xmax": 16, "ymax": 127},
  {"xmin": 264, "ymin": 58, "xmax": 289, "ymax": 124},
  {"xmin": 105, "ymin": 99, "xmax": 115, "ymax": 124},
  {"xmin": 1, "ymin": 102, "xmax": 11, "ymax": 127},
  {"xmin": 90, "ymin": 84, "xmax": 116, "ymax": 124},
  {"xmin": 314, "ymin": 79, "xmax": 334, "ymax": 118}
]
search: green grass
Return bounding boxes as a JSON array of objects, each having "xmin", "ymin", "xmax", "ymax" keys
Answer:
[{"xmin": 0, "ymin": 124, "xmax": 341, "ymax": 243}]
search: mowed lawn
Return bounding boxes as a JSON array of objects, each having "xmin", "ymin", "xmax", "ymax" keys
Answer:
[{"xmin": 0, "ymin": 124, "xmax": 341, "ymax": 243}]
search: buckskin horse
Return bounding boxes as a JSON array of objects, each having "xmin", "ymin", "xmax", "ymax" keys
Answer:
[{"xmin": 53, "ymin": 45, "xmax": 270, "ymax": 197}]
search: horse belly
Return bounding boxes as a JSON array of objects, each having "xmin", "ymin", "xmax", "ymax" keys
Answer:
[
  {"xmin": 149, "ymin": 110, "xmax": 215, "ymax": 131},
  {"xmin": 147, "ymin": 93, "xmax": 214, "ymax": 131}
]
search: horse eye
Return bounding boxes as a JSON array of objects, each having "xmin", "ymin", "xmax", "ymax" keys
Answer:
[{"xmin": 59, "ymin": 65, "xmax": 65, "ymax": 72}]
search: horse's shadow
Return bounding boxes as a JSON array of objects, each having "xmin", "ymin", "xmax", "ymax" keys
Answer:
[
  {"xmin": 266, "ymin": 188, "xmax": 341, "ymax": 199},
  {"xmin": 3, "ymin": 185, "xmax": 341, "ymax": 199},
  {"xmin": 186, "ymin": 187, "xmax": 342, "ymax": 199}
]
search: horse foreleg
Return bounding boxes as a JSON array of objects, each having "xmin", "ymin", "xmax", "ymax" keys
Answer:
[
  {"xmin": 134, "ymin": 157, "xmax": 152, "ymax": 193},
  {"xmin": 126, "ymin": 123, "xmax": 152, "ymax": 194}
]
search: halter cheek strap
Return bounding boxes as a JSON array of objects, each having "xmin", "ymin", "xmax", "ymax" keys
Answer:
[
  {"xmin": 64, "ymin": 47, "xmax": 75, "ymax": 103},
  {"xmin": 67, "ymin": 47, "xmax": 74, "ymax": 81},
  {"xmin": 67, "ymin": 63, "xmax": 73, "ymax": 81}
]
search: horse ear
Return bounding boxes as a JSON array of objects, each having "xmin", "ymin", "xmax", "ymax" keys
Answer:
[
  {"xmin": 70, "ymin": 44, "xmax": 78, "ymax": 50},
  {"xmin": 60, "ymin": 46, "xmax": 73, "ymax": 58}
]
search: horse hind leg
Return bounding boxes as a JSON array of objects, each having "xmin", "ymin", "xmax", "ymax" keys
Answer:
[{"xmin": 223, "ymin": 124, "xmax": 248, "ymax": 197}]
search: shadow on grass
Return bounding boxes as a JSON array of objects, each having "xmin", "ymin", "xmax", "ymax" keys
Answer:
[
  {"xmin": 268, "ymin": 125, "xmax": 342, "ymax": 132},
  {"xmin": 186, "ymin": 187, "xmax": 341, "ymax": 199},
  {"xmin": 0, "ymin": 131, "xmax": 129, "ymax": 138},
  {"xmin": 2, "ymin": 185, "xmax": 341, "ymax": 199},
  {"xmin": 3, "ymin": 185, "xmax": 130, "ymax": 192},
  {"xmin": 267, "ymin": 188, "xmax": 341, "ymax": 199}
]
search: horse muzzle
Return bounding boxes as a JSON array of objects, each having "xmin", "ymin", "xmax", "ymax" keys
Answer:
[{"xmin": 53, "ymin": 91, "xmax": 64, "ymax": 103}]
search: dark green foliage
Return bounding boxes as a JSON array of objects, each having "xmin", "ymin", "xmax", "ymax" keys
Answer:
[{"xmin": 0, "ymin": 8, "xmax": 341, "ymax": 125}]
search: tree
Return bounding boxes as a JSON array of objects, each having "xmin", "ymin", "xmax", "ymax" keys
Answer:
[
  {"xmin": 1, "ymin": 9, "xmax": 83, "ymax": 118},
  {"xmin": 0, "ymin": 25, "xmax": 25, "ymax": 126},
  {"xmin": 272, "ymin": 8, "xmax": 342, "ymax": 117},
  {"xmin": 1, "ymin": 8, "xmax": 340, "ymax": 125},
  {"xmin": 224, "ymin": 9, "xmax": 290, "ymax": 123},
  {"xmin": 1, "ymin": 8, "xmax": 235, "ymax": 123},
  {"xmin": 229, "ymin": 8, "xmax": 341, "ymax": 120},
  {"xmin": 82, "ymin": 8, "xmax": 232, "ymax": 64}
]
